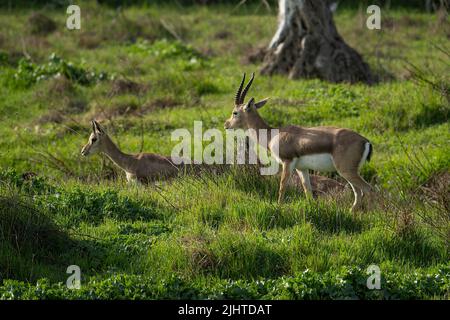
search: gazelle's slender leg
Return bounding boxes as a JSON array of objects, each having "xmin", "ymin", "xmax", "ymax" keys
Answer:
[
  {"xmin": 339, "ymin": 172, "xmax": 372, "ymax": 212},
  {"xmin": 333, "ymin": 145, "xmax": 374, "ymax": 212},
  {"xmin": 353, "ymin": 175, "xmax": 374, "ymax": 210},
  {"xmin": 296, "ymin": 169, "xmax": 313, "ymax": 199},
  {"xmin": 278, "ymin": 160, "xmax": 293, "ymax": 204},
  {"xmin": 347, "ymin": 181, "xmax": 362, "ymax": 212}
]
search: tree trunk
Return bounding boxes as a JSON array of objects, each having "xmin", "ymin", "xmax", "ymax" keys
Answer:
[{"xmin": 261, "ymin": 0, "xmax": 373, "ymax": 84}]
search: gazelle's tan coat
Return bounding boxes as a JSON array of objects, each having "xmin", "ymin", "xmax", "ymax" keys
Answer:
[
  {"xmin": 81, "ymin": 120, "xmax": 183, "ymax": 183},
  {"xmin": 224, "ymin": 73, "xmax": 373, "ymax": 211}
]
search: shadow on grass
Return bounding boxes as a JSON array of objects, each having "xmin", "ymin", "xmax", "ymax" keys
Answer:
[
  {"xmin": 230, "ymin": 165, "xmax": 281, "ymax": 201},
  {"xmin": 302, "ymin": 202, "xmax": 364, "ymax": 235},
  {"xmin": 0, "ymin": 194, "xmax": 152, "ymax": 282},
  {"xmin": 0, "ymin": 194, "xmax": 74, "ymax": 282},
  {"xmin": 383, "ymin": 229, "xmax": 447, "ymax": 267},
  {"xmin": 412, "ymin": 102, "xmax": 449, "ymax": 129},
  {"xmin": 212, "ymin": 242, "xmax": 289, "ymax": 280}
]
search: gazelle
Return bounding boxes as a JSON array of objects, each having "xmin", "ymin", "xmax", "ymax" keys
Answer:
[
  {"xmin": 224, "ymin": 73, "xmax": 374, "ymax": 211},
  {"xmin": 81, "ymin": 120, "xmax": 184, "ymax": 183}
]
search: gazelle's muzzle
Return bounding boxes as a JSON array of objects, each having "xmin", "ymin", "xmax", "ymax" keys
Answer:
[{"xmin": 81, "ymin": 146, "xmax": 89, "ymax": 156}]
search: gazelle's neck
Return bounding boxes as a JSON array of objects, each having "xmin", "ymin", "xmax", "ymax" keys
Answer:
[
  {"xmin": 249, "ymin": 113, "xmax": 272, "ymax": 131},
  {"xmin": 101, "ymin": 135, "xmax": 135, "ymax": 172},
  {"xmin": 247, "ymin": 114, "xmax": 275, "ymax": 147}
]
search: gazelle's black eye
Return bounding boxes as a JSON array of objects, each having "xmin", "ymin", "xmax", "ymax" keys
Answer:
[
  {"xmin": 232, "ymin": 111, "xmax": 239, "ymax": 117},
  {"xmin": 91, "ymin": 137, "xmax": 97, "ymax": 142}
]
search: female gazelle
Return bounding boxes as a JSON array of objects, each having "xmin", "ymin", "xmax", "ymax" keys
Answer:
[
  {"xmin": 81, "ymin": 120, "xmax": 184, "ymax": 183},
  {"xmin": 224, "ymin": 73, "xmax": 374, "ymax": 212}
]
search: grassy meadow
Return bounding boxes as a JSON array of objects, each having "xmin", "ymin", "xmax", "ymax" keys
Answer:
[{"xmin": 0, "ymin": 2, "xmax": 449, "ymax": 299}]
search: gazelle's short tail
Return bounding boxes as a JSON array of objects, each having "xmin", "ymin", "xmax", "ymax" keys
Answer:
[
  {"xmin": 366, "ymin": 142, "xmax": 372, "ymax": 162},
  {"xmin": 359, "ymin": 141, "xmax": 372, "ymax": 169}
]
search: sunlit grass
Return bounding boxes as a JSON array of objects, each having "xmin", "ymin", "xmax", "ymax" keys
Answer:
[{"xmin": 0, "ymin": 2, "xmax": 448, "ymax": 299}]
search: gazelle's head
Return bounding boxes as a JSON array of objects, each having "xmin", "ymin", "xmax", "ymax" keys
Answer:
[
  {"xmin": 81, "ymin": 120, "xmax": 106, "ymax": 157},
  {"xmin": 224, "ymin": 73, "xmax": 269, "ymax": 130}
]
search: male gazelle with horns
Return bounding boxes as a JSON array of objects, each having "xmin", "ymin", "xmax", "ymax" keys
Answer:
[
  {"xmin": 81, "ymin": 120, "xmax": 183, "ymax": 183},
  {"xmin": 224, "ymin": 73, "xmax": 374, "ymax": 212}
]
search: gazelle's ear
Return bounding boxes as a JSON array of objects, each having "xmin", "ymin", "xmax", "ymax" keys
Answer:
[
  {"xmin": 254, "ymin": 98, "xmax": 269, "ymax": 109},
  {"xmin": 92, "ymin": 120, "xmax": 105, "ymax": 134},
  {"xmin": 244, "ymin": 97, "xmax": 255, "ymax": 112}
]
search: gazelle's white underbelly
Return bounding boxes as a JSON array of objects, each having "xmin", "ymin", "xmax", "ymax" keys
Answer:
[{"xmin": 290, "ymin": 153, "xmax": 336, "ymax": 172}]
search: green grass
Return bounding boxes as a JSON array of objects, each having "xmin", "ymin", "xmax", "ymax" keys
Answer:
[{"xmin": 0, "ymin": 2, "xmax": 449, "ymax": 299}]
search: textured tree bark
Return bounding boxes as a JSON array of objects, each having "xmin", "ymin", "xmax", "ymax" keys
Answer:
[{"xmin": 261, "ymin": 0, "xmax": 373, "ymax": 84}]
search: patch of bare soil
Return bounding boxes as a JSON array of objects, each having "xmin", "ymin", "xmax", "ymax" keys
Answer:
[
  {"xmin": 64, "ymin": 97, "xmax": 87, "ymax": 113},
  {"xmin": 36, "ymin": 111, "xmax": 65, "ymax": 124},
  {"xmin": 36, "ymin": 97, "xmax": 87, "ymax": 125},
  {"xmin": 110, "ymin": 78, "xmax": 147, "ymax": 96},
  {"xmin": 381, "ymin": 15, "xmax": 425, "ymax": 32},
  {"xmin": 94, "ymin": 102, "xmax": 139, "ymax": 121},
  {"xmin": 78, "ymin": 32, "xmax": 101, "ymax": 49},
  {"xmin": 290, "ymin": 174, "xmax": 346, "ymax": 197},
  {"xmin": 383, "ymin": 17, "xmax": 396, "ymax": 31},
  {"xmin": 141, "ymin": 98, "xmax": 181, "ymax": 113},
  {"xmin": 28, "ymin": 12, "xmax": 56, "ymax": 36},
  {"xmin": 198, "ymin": 47, "xmax": 215, "ymax": 58},
  {"xmin": 23, "ymin": 36, "xmax": 51, "ymax": 54},
  {"xmin": 398, "ymin": 15, "xmax": 424, "ymax": 27},
  {"xmin": 90, "ymin": 97, "xmax": 180, "ymax": 122},
  {"xmin": 241, "ymin": 45, "xmax": 267, "ymax": 65},
  {"xmin": 214, "ymin": 30, "xmax": 232, "ymax": 39},
  {"xmin": 35, "ymin": 76, "xmax": 87, "ymax": 125}
]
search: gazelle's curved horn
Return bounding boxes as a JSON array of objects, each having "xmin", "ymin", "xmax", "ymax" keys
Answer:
[
  {"xmin": 235, "ymin": 73, "xmax": 246, "ymax": 105},
  {"xmin": 240, "ymin": 72, "xmax": 254, "ymax": 104}
]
